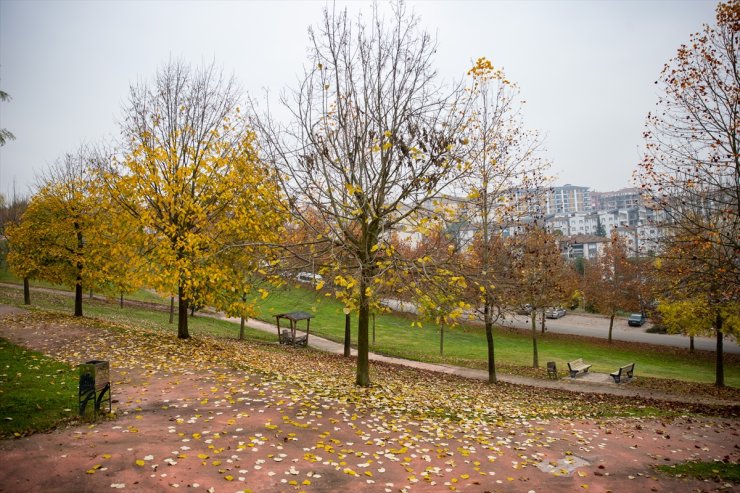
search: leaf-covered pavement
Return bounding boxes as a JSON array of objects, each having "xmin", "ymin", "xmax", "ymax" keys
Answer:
[{"xmin": 0, "ymin": 311, "xmax": 738, "ymax": 492}]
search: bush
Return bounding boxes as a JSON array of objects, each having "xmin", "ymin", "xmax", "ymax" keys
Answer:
[
  {"xmin": 646, "ymin": 324, "xmax": 668, "ymax": 334},
  {"xmin": 584, "ymin": 302, "xmax": 598, "ymax": 314}
]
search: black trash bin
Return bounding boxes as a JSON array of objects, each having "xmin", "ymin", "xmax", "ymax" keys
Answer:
[{"xmin": 78, "ymin": 360, "xmax": 111, "ymax": 419}]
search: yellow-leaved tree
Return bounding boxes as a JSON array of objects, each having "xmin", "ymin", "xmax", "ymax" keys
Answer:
[
  {"xmin": 657, "ymin": 296, "xmax": 739, "ymax": 352},
  {"xmin": 6, "ymin": 148, "xmax": 104, "ymax": 316},
  {"xmin": 5, "ymin": 195, "xmax": 49, "ymax": 305},
  {"xmin": 106, "ymin": 61, "xmax": 284, "ymax": 339}
]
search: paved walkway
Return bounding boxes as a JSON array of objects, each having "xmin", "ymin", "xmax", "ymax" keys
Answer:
[{"xmin": 222, "ymin": 314, "xmax": 738, "ymax": 408}]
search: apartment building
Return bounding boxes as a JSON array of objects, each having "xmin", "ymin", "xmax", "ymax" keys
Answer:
[
  {"xmin": 394, "ymin": 185, "xmax": 669, "ymax": 258},
  {"xmin": 548, "ymin": 184, "xmax": 591, "ymax": 214},
  {"xmin": 590, "ymin": 187, "xmax": 642, "ymax": 210},
  {"xmin": 559, "ymin": 234, "xmax": 609, "ymax": 260}
]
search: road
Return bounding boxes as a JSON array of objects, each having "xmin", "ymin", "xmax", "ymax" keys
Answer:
[
  {"xmin": 503, "ymin": 312, "xmax": 740, "ymax": 354},
  {"xmin": 382, "ymin": 298, "xmax": 740, "ymax": 354}
]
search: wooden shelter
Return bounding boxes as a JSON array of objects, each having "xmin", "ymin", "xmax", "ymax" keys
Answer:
[{"xmin": 274, "ymin": 311, "xmax": 314, "ymax": 347}]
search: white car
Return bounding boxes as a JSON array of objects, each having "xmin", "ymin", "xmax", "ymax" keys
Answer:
[
  {"xmin": 296, "ymin": 272, "xmax": 323, "ymax": 285},
  {"xmin": 545, "ymin": 307, "xmax": 566, "ymax": 319}
]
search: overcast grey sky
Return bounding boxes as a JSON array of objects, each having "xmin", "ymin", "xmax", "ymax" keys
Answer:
[{"xmin": 0, "ymin": 0, "xmax": 716, "ymax": 198}]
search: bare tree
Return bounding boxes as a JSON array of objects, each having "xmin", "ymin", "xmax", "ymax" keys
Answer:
[
  {"xmin": 453, "ymin": 57, "xmax": 549, "ymax": 383},
  {"xmin": 582, "ymin": 231, "xmax": 641, "ymax": 342},
  {"xmin": 508, "ymin": 226, "xmax": 573, "ymax": 368},
  {"xmin": 637, "ymin": 0, "xmax": 739, "ymax": 385},
  {"xmin": 254, "ymin": 3, "xmax": 472, "ymax": 387},
  {"xmin": 0, "ymin": 187, "xmax": 28, "ymax": 236}
]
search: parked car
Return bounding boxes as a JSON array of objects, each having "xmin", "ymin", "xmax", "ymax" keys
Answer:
[
  {"xmin": 545, "ymin": 307, "xmax": 566, "ymax": 319},
  {"xmin": 628, "ymin": 313, "xmax": 647, "ymax": 327},
  {"xmin": 296, "ymin": 272, "xmax": 323, "ymax": 285},
  {"xmin": 516, "ymin": 304, "xmax": 533, "ymax": 315}
]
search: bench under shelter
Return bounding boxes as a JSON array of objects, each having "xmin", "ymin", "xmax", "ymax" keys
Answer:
[{"xmin": 275, "ymin": 311, "xmax": 314, "ymax": 347}]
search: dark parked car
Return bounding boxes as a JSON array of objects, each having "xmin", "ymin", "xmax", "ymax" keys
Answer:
[
  {"xmin": 516, "ymin": 304, "xmax": 533, "ymax": 315},
  {"xmin": 545, "ymin": 307, "xmax": 566, "ymax": 319},
  {"xmin": 628, "ymin": 313, "xmax": 647, "ymax": 327}
]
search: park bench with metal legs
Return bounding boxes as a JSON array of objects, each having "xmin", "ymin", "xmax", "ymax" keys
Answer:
[
  {"xmin": 610, "ymin": 363, "xmax": 635, "ymax": 383},
  {"xmin": 567, "ymin": 358, "xmax": 592, "ymax": 378}
]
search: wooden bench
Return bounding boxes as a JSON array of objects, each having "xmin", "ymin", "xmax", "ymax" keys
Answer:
[
  {"xmin": 275, "ymin": 312, "xmax": 313, "ymax": 347},
  {"xmin": 610, "ymin": 363, "xmax": 635, "ymax": 383},
  {"xmin": 279, "ymin": 329, "xmax": 308, "ymax": 347},
  {"xmin": 567, "ymin": 358, "xmax": 592, "ymax": 378}
]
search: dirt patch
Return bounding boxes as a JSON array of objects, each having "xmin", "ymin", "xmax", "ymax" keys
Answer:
[
  {"xmin": 0, "ymin": 304, "xmax": 26, "ymax": 316},
  {"xmin": 0, "ymin": 308, "xmax": 738, "ymax": 493}
]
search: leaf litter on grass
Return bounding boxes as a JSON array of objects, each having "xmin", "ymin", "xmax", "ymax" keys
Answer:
[{"xmin": 1, "ymin": 311, "xmax": 738, "ymax": 493}]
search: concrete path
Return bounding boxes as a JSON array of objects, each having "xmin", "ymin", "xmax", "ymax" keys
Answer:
[{"xmin": 222, "ymin": 314, "xmax": 738, "ymax": 407}]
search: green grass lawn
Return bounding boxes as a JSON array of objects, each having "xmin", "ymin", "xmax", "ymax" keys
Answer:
[
  {"xmin": 0, "ymin": 267, "xmax": 71, "ymax": 292},
  {"xmin": 1, "ymin": 281, "xmax": 738, "ymax": 387},
  {"xmin": 250, "ymin": 283, "xmax": 740, "ymax": 387},
  {"xmin": 0, "ymin": 338, "xmax": 79, "ymax": 437},
  {"xmin": 656, "ymin": 461, "xmax": 740, "ymax": 483},
  {"xmin": 0, "ymin": 285, "xmax": 276, "ymax": 344},
  {"xmin": 0, "ymin": 267, "xmax": 169, "ymax": 305}
]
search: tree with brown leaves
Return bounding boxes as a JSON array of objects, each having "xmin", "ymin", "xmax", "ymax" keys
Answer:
[{"xmin": 637, "ymin": 0, "xmax": 739, "ymax": 386}]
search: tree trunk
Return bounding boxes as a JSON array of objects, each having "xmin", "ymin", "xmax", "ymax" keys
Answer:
[
  {"xmin": 356, "ymin": 275, "xmax": 370, "ymax": 387},
  {"xmin": 715, "ymin": 313, "xmax": 724, "ymax": 387},
  {"xmin": 23, "ymin": 277, "xmax": 30, "ymax": 305},
  {"xmin": 74, "ymin": 228, "xmax": 83, "ymax": 317},
  {"xmin": 689, "ymin": 335, "xmax": 695, "ymax": 353},
  {"xmin": 74, "ymin": 281, "xmax": 83, "ymax": 317},
  {"xmin": 344, "ymin": 312, "xmax": 351, "ymax": 357},
  {"xmin": 177, "ymin": 285, "xmax": 189, "ymax": 339},
  {"xmin": 239, "ymin": 294, "xmax": 247, "ymax": 340},
  {"xmin": 89, "ymin": 288, "xmax": 93, "ymax": 299},
  {"xmin": 608, "ymin": 312, "xmax": 615, "ymax": 343},
  {"xmin": 120, "ymin": 292, "xmax": 124, "ymax": 308},
  {"xmin": 540, "ymin": 310, "xmax": 546, "ymax": 333},
  {"xmin": 531, "ymin": 310, "xmax": 539, "ymax": 368},
  {"xmin": 484, "ymin": 303, "xmax": 496, "ymax": 384},
  {"xmin": 439, "ymin": 324, "xmax": 444, "ymax": 356},
  {"xmin": 169, "ymin": 296, "xmax": 174, "ymax": 324}
]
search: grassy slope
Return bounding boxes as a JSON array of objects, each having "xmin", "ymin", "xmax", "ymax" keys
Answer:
[
  {"xmin": 0, "ymin": 267, "xmax": 168, "ymax": 305},
  {"xmin": 1, "ymin": 279, "xmax": 737, "ymax": 387},
  {"xmin": 249, "ymin": 284, "xmax": 739, "ymax": 386},
  {"xmin": 0, "ymin": 338, "xmax": 79, "ymax": 437}
]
